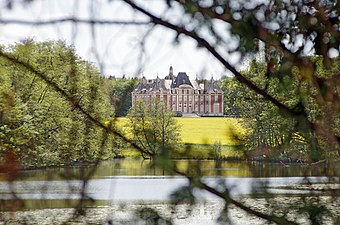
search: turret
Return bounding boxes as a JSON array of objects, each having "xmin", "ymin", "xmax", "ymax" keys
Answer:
[{"xmin": 165, "ymin": 66, "xmax": 175, "ymax": 80}]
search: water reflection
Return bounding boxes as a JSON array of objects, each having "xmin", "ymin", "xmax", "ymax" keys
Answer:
[
  {"xmin": 16, "ymin": 159, "xmax": 340, "ymax": 181},
  {"xmin": 1, "ymin": 159, "xmax": 339, "ymax": 210}
]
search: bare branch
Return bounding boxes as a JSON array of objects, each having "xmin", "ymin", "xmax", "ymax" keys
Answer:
[
  {"xmin": 0, "ymin": 17, "xmax": 149, "ymax": 26},
  {"xmin": 0, "ymin": 49, "xmax": 151, "ymax": 158},
  {"xmin": 122, "ymin": 0, "xmax": 302, "ymax": 117},
  {"xmin": 175, "ymin": 170, "xmax": 299, "ymax": 225}
]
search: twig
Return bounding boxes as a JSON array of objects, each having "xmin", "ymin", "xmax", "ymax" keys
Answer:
[{"xmin": 0, "ymin": 17, "xmax": 148, "ymax": 26}]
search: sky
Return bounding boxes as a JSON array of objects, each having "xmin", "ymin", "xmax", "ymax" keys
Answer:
[{"xmin": 0, "ymin": 0, "xmax": 235, "ymax": 79}]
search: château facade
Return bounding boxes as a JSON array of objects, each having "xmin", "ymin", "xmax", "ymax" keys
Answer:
[{"xmin": 132, "ymin": 67, "xmax": 224, "ymax": 116}]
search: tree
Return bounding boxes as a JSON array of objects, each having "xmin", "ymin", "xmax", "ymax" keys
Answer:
[
  {"xmin": 221, "ymin": 60, "xmax": 308, "ymax": 161},
  {"xmin": 218, "ymin": 76, "xmax": 242, "ymax": 117},
  {"xmin": 109, "ymin": 77, "xmax": 139, "ymax": 117},
  {"xmin": 0, "ymin": 40, "xmax": 119, "ymax": 166},
  {"xmin": 221, "ymin": 57, "xmax": 340, "ymax": 162},
  {"xmin": 126, "ymin": 98, "xmax": 180, "ymax": 159}
]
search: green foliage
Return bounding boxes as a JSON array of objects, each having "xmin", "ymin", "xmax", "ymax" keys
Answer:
[
  {"xmin": 0, "ymin": 40, "xmax": 120, "ymax": 167},
  {"xmin": 220, "ymin": 57, "xmax": 340, "ymax": 161},
  {"xmin": 126, "ymin": 99, "xmax": 181, "ymax": 159},
  {"xmin": 108, "ymin": 77, "xmax": 139, "ymax": 117},
  {"xmin": 218, "ymin": 76, "xmax": 242, "ymax": 117}
]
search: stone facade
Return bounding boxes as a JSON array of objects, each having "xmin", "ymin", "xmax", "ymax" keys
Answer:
[{"xmin": 132, "ymin": 67, "xmax": 224, "ymax": 116}]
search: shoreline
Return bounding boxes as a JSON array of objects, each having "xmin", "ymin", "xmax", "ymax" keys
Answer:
[{"xmin": 17, "ymin": 157, "xmax": 336, "ymax": 172}]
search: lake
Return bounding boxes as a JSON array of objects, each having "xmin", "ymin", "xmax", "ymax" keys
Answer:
[{"xmin": 0, "ymin": 159, "xmax": 339, "ymax": 210}]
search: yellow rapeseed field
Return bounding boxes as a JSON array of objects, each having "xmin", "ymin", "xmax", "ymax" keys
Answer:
[
  {"xmin": 175, "ymin": 117, "xmax": 244, "ymax": 145},
  {"xmin": 116, "ymin": 117, "xmax": 244, "ymax": 146}
]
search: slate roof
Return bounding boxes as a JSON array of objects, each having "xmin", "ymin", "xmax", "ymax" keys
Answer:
[
  {"xmin": 203, "ymin": 78, "xmax": 223, "ymax": 93},
  {"xmin": 133, "ymin": 68, "xmax": 222, "ymax": 94},
  {"xmin": 152, "ymin": 77, "xmax": 167, "ymax": 91},
  {"xmin": 172, "ymin": 72, "xmax": 193, "ymax": 88},
  {"xmin": 135, "ymin": 77, "xmax": 153, "ymax": 93}
]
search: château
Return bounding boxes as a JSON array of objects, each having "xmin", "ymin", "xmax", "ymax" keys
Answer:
[{"xmin": 132, "ymin": 67, "xmax": 224, "ymax": 116}]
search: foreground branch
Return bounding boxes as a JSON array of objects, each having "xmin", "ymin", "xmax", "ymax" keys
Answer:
[
  {"xmin": 122, "ymin": 0, "xmax": 301, "ymax": 118},
  {"xmin": 175, "ymin": 170, "xmax": 298, "ymax": 225},
  {"xmin": 0, "ymin": 50, "xmax": 150, "ymax": 158},
  {"xmin": 0, "ymin": 17, "xmax": 148, "ymax": 26}
]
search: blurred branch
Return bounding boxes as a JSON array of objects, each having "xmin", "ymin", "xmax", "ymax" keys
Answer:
[
  {"xmin": 175, "ymin": 170, "xmax": 299, "ymax": 225},
  {"xmin": 123, "ymin": 0, "xmax": 340, "ymax": 155},
  {"xmin": 0, "ymin": 49, "xmax": 151, "ymax": 158},
  {"xmin": 0, "ymin": 17, "xmax": 149, "ymax": 26},
  {"xmin": 122, "ymin": 0, "xmax": 303, "ymax": 118}
]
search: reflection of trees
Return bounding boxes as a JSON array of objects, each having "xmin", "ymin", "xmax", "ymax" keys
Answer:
[
  {"xmin": 0, "ymin": 0, "xmax": 339, "ymax": 224},
  {"xmin": 248, "ymin": 162, "xmax": 331, "ymax": 178}
]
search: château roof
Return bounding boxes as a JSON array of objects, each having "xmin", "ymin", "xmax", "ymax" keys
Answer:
[
  {"xmin": 172, "ymin": 72, "xmax": 193, "ymax": 88},
  {"xmin": 133, "ymin": 67, "xmax": 222, "ymax": 94},
  {"xmin": 164, "ymin": 66, "xmax": 175, "ymax": 80},
  {"xmin": 203, "ymin": 77, "xmax": 223, "ymax": 93}
]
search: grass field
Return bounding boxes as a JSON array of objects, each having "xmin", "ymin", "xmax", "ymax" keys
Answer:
[{"xmin": 116, "ymin": 117, "xmax": 244, "ymax": 146}]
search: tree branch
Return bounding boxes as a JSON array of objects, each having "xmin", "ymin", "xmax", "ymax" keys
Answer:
[
  {"xmin": 0, "ymin": 49, "xmax": 152, "ymax": 158},
  {"xmin": 175, "ymin": 170, "xmax": 299, "ymax": 225},
  {"xmin": 0, "ymin": 17, "xmax": 149, "ymax": 26},
  {"xmin": 122, "ymin": 0, "xmax": 302, "ymax": 118}
]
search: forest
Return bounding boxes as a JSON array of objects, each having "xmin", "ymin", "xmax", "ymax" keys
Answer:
[{"xmin": 0, "ymin": 40, "xmax": 138, "ymax": 167}]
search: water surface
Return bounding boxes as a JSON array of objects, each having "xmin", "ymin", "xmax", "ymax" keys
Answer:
[{"xmin": 0, "ymin": 159, "xmax": 338, "ymax": 210}]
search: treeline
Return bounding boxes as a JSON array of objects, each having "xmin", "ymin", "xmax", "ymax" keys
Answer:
[
  {"xmin": 1, "ymin": 40, "xmax": 338, "ymax": 167},
  {"xmin": 219, "ymin": 58, "xmax": 340, "ymax": 161},
  {"xmin": 0, "ymin": 40, "xmax": 137, "ymax": 167}
]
